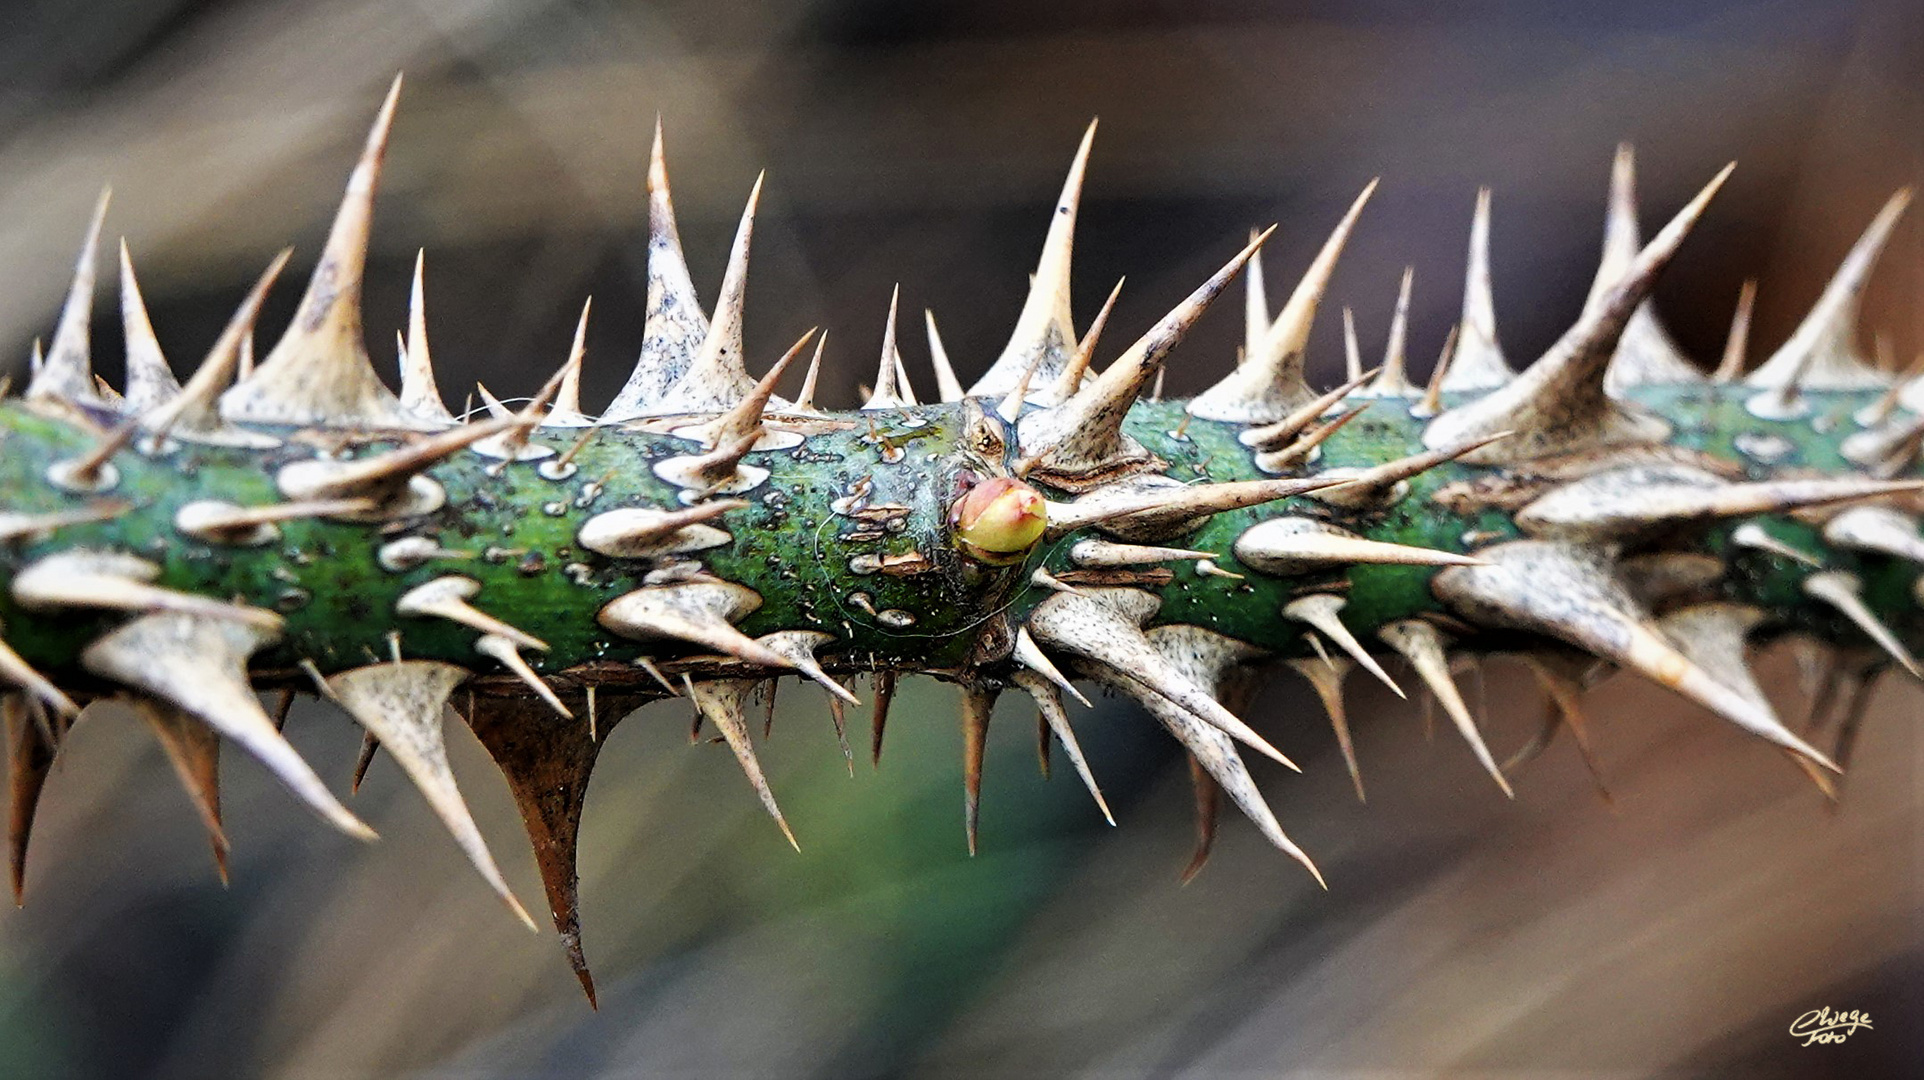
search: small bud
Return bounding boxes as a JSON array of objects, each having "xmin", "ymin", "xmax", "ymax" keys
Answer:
[{"xmin": 952, "ymin": 477, "xmax": 1047, "ymax": 564}]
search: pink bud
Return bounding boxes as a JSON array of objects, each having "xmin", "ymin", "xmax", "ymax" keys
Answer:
[{"xmin": 952, "ymin": 477, "xmax": 1047, "ymax": 561}]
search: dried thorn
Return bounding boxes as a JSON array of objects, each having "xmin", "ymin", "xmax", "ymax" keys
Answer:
[
  {"xmin": 1041, "ymin": 277, "xmax": 1125, "ymax": 405},
  {"xmin": 219, "ymin": 78, "xmax": 428, "ymax": 429},
  {"xmin": 351, "ymin": 730, "xmax": 381, "ymax": 794},
  {"xmin": 1178, "ymin": 755, "xmax": 1221, "ymax": 885},
  {"xmin": 1425, "ymin": 165, "xmax": 1733, "ymax": 461},
  {"xmin": 826, "ymin": 693, "xmax": 854, "ymax": 777},
  {"xmin": 757, "ymin": 630, "xmax": 860, "ymax": 707},
  {"xmin": 869, "ymin": 670, "xmax": 896, "ymax": 769},
  {"xmin": 604, "ymin": 116, "xmax": 709, "ymax": 421},
  {"xmin": 1437, "ymin": 540, "xmax": 1837, "ymax": 771},
  {"xmin": 1030, "ymin": 566, "xmax": 1085, "ymax": 597},
  {"xmin": 1710, "ymin": 278, "xmax": 1759, "ymax": 383},
  {"xmin": 597, "ymin": 581, "xmax": 794, "ymax": 670},
  {"xmin": 685, "ymin": 676, "xmax": 799, "ymax": 851},
  {"xmin": 399, "ymin": 251, "xmax": 456, "ymax": 424},
  {"xmin": 26, "ymin": 188, "xmax": 111, "ymax": 404},
  {"xmin": 1256, "ymin": 403, "xmax": 1372, "ymax": 471},
  {"xmin": 1311, "ymin": 429, "xmax": 1513, "ymax": 508},
  {"xmin": 136, "ymin": 700, "xmax": 230, "ymax": 883},
  {"xmin": 0, "ymin": 631, "xmax": 79, "ymax": 719},
  {"xmin": 174, "ymin": 498, "xmax": 377, "ymax": 545},
  {"xmin": 968, "ymin": 119, "xmax": 1097, "ymax": 399},
  {"xmin": 961, "ymin": 683, "xmax": 996, "ymax": 855},
  {"xmin": 634, "ymin": 657, "xmax": 679, "ymax": 696},
  {"xmin": 14, "ymin": 550, "xmax": 283, "ymax": 629},
  {"xmin": 1029, "ymin": 591, "xmax": 1298, "ymax": 771},
  {"xmin": 651, "ymin": 174, "xmax": 766, "ymax": 413},
  {"xmin": 1341, "ymin": 306, "xmax": 1363, "ymax": 384},
  {"xmin": 1067, "ymin": 538, "xmax": 1213, "ymax": 571},
  {"xmin": 792, "ymin": 332, "xmax": 828, "ymax": 414},
  {"xmin": 1234, "ymin": 516, "xmax": 1485, "ymax": 575},
  {"xmin": 1189, "ymin": 181, "xmax": 1377, "ymax": 423},
  {"xmin": 1730, "ymin": 522, "xmax": 1823, "ymax": 568},
  {"xmin": 84, "ymin": 615, "xmax": 375, "ymax": 839},
  {"xmin": 1045, "ymin": 475, "xmax": 1341, "ymax": 538}
]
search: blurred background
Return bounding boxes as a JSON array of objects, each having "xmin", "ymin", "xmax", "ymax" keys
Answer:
[{"xmin": 0, "ymin": 1, "xmax": 1920, "ymax": 1077}]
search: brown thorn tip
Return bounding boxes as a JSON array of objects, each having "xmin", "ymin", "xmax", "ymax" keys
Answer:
[{"xmin": 962, "ymin": 685, "xmax": 994, "ymax": 856}]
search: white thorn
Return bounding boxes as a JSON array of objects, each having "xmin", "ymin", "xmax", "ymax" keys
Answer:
[
  {"xmin": 1283, "ymin": 593, "xmax": 1403, "ymax": 698},
  {"xmin": 1013, "ymin": 627, "xmax": 1092, "ymax": 707},
  {"xmin": 1378, "ymin": 620, "xmax": 1512, "ymax": 797}
]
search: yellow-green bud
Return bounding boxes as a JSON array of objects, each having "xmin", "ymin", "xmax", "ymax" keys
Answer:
[{"xmin": 951, "ymin": 477, "xmax": 1047, "ymax": 564}]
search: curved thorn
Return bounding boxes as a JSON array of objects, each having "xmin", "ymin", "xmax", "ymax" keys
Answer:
[
  {"xmin": 1013, "ymin": 626, "xmax": 1092, "ymax": 707},
  {"xmin": 1284, "ymin": 593, "xmax": 1404, "ymax": 699},
  {"xmin": 326, "ymin": 660, "xmax": 536, "ymax": 929},
  {"xmin": 476, "ymin": 634, "xmax": 571, "ymax": 719},
  {"xmin": 28, "ymin": 188, "xmax": 110, "ymax": 403},
  {"xmin": 1189, "ymin": 182, "xmax": 1377, "ymax": 422},
  {"xmin": 1804, "ymin": 570, "xmax": 1921, "ymax": 679},
  {"xmin": 1378, "ymin": 620, "xmax": 1512, "ymax": 797},
  {"xmin": 684, "ymin": 677, "xmax": 799, "ymax": 851},
  {"xmin": 969, "ymin": 119, "xmax": 1097, "ymax": 398},
  {"xmin": 1012, "ymin": 671, "xmax": 1113, "ymax": 825},
  {"xmin": 1424, "ymin": 165, "xmax": 1731, "ymax": 463},
  {"xmin": 1287, "ymin": 655, "xmax": 1365, "ymax": 802}
]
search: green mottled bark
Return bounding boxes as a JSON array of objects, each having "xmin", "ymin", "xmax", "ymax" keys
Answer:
[{"xmin": 0, "ymin": 384, "xmax": 1915, "ymax": 697}]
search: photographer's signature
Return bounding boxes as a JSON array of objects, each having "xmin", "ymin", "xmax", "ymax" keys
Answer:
[{"xmin": 1789, "ymin": 1007, "xmax": 1872, "ymax": 1046}]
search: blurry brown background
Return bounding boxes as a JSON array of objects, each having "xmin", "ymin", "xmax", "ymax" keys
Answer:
[{"xmin": 0, "ymin": 1, "xmax": 1920, "ymax": 1077}]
